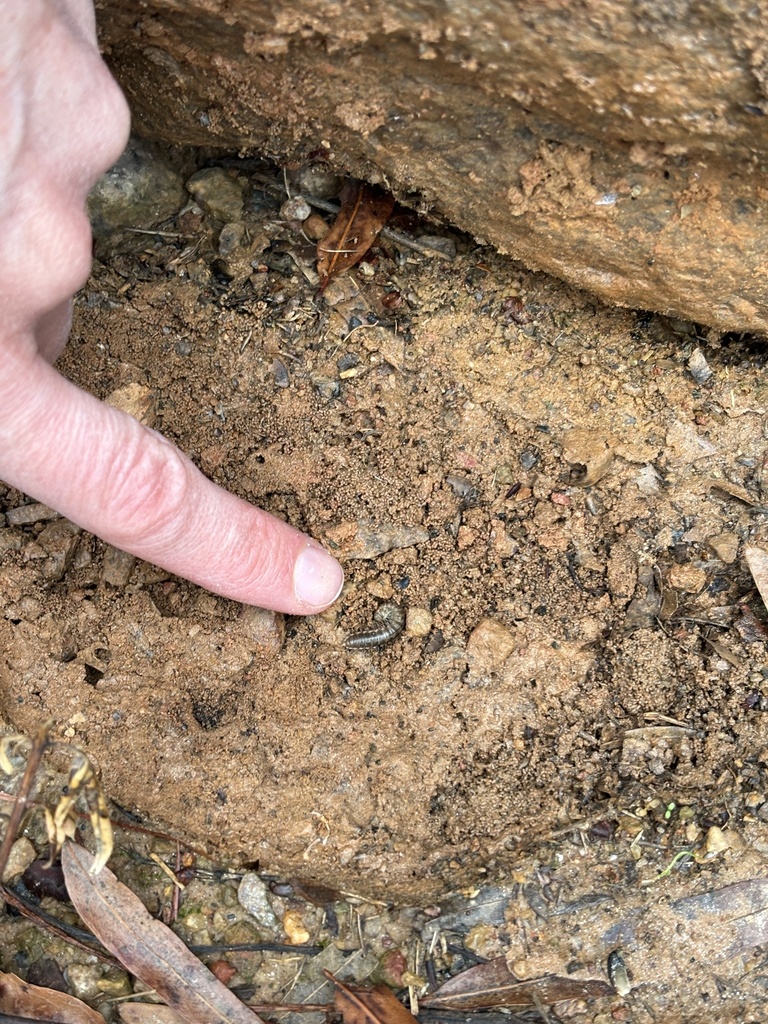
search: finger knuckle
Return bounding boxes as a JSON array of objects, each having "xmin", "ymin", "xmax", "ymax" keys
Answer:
[{"xmin": 102, "ymin": 430, "xmax": 192, "ymax": 552}]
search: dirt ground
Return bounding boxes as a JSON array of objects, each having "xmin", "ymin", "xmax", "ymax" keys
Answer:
[{"xmin": 2, "ymin": 151, "xmax": 768, "ymax": 1021}]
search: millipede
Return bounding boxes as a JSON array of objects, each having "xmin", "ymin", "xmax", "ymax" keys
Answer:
[{"xmin": 345, "ymin": 601, "xmax": 406, "ymax": 649}]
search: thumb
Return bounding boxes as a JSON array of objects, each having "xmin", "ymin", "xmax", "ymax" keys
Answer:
[{"xmin": 2, "ymin": 356, "xmax": 344, "ymax": 613}]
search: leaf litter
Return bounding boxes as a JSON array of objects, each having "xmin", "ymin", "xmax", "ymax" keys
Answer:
[
  {"xmin": 61, "ymin": 843, "xmax": 266, "ymax": 1024},
  {"xmin": 317, "ymin": 180, "xmax": 394, "ymax": 289}
]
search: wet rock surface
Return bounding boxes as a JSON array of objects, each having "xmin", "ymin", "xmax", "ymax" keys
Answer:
[{"xmin": 95, "ymin": 0, "xmax": 768, "ymax": 332}]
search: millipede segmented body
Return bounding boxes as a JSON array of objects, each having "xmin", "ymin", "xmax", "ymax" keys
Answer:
[
  {"xmin": 345, "ymin": 601, "xmax": 406, "ymax": 649},
  {"xmin": 607, "ymin": 950, "xmax": 630, "ymax": 996}
]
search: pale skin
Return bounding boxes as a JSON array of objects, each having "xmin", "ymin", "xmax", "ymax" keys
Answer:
[{"xmin": 0, "ymin": 0, "xmax": 344, "ymax": 614}]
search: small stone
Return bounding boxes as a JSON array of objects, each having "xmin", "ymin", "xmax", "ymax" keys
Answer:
[
  {"xmin": 280, "ymin": 196, "xmax": 312, "ymax": 221},
  {"xmin": 445, "ymin": 475, "xmax": 476, "ymax": 500},
  {"xmin": 466, "ymin": 618, "xmax": 517, "ymax": 675},
  {"xmin": 238, "ymin": 871, "xmax": 280, "ymax": 931},
  {"xmin": 457, "ymin": 525, "xmax": 476, "ymax": 549},
  {"xmin": 519, "ymin": 449, "xmax": 540, "ymax": 470},
  {"xmin": 667, "ymin": 563, "xmax": 707, "ymax": 593},
  {"xmin": 494, "ymin": 463, "xmax": 516, "ymax": 485},
  {"xmin": 321, "ymin": 275, "xmax": 360, "ymax": 305},
  {"xmin": 102, "ymin": 546, "xmax": 137, "ymax": 587},
  {"xmin": 321, "ymin": 520, "xmax": 430, "ymax": 559},
  {"xmin": 3, "ymin": 596, "xmax": 44, "ymax": 622},
  {"xmin": 187, "ymin": 167, "xmax": 245, "ymax": 223},
  {"xmin": 210, "ymin": 960, "xmax": 237, "ymax": 985},
  {"xmin": 294, "ymin": 164, "xmax": 343, "ymax": 199},
  {"xmin": 688, "ymin": 346, "xmax": 713, "ymax": 384},
  {"xmin": 406, "ymin": 606, "xmax": 433, "ymax": 636},
  {"xmin": 37, "ymin": 520, "xmax": 82, "ymax": 582},
  {"xmin": 312, "ymin": 374, "xmax": 341, "ymax": 400},
  {"xmin": 26, "ymin": 960, "xmax": 67, "ymax": 993},
  {"xmin": 2, "ymin": 838, "xmax": 36, "ymax": 883},
  {"xmin": 371, "ymin": 949, "xmax": 407, "ymax": 987},
  {"xmin": 240, "ymin": 607, "xmax": 285, "ymax": 657},
  {"xmin": 96, "ymin": 971, "xmax": 132, "ymax": 998},
  {"xmin": 88, "ymin": 135, "xmax": 186, "ymax": 235},
  {"xmin": 65, "ymin": 963, "xmax": 104, "ymax": 1002},
  {"xmin": 105, "ymin": 383, "xmax": 158, "ymax": 428},
  {"xmin": 304, "ymin": 213, "xmax": 330, "ymax": 240},
  {"xmin": 283, "ymin": 909, "xmax": 311, "ymax": 944},
  {"xmin": 705, "ymin": 825, "xmax": 731, "ymax": 855},
  {"xmin": 708, "ymin": 532, "xmax": 739, "ymax": 564},
  {"xmin": 5, "ymin": 503, "xmax": 60, "ymax": 526},
  {"xmin": 465, "ymin": 924, "xmax": 501, "ymax": 958},
  {"xmin": 218, "ymin": 221, "xmax": 244, "ymax": 256}
]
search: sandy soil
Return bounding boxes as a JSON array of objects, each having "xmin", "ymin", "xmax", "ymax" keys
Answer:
[{"xmin": 2, "ymin": 153, "xmax": 768, "ymax": 1021}]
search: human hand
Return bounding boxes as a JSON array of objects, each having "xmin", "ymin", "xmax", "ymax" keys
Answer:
[{"xmin": 0, "ymin": 0, "xmax": 344, "ymax": 613}]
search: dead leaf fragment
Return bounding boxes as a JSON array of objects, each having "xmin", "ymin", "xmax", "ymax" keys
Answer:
[
  {"xmin": 745, "ymin": 545, "xmax": 768, "ymax": 613},
  {"xmin": 61, "ymin": 843, "xmax": 265, "ymax": 1024},
  {"xmin": 325, "ymin": 972, "xmax": 417, "ymax": 1024},
  {"xmin": 0, "ymin": 970, "xmax": 104, "ymax": 1024},
  {"xmin": 421, "ymin": 957, "xmax": 613, "ymax": 1009},
  {"xmin": 317, "ymin": 179, "xmax": 394, "ymax": 288},
  {"xmin": 120, "ymin": 1006, "xmax": 188, "ymax": 1024}
]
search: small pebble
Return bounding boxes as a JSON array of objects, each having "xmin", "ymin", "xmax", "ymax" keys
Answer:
[
  {"xmin": 708, "ymin": 532, "xmax": 739, "ymax": 564},
  {"xmin": 283, "ymin": 909, "xmax": 311, "ymax": 944},
  {"xmin": 2, "ymin": 838, "xmax": 36, "ymax": 883},
  {"xmin": 87, "ymin": 135, "xmax": 186, "ymax": 234},
  {"xmin": 445, "ymin": 474, "xmax": 476, "ymax": 500},
  {"xmin": 240, "ymin": 606, "xmax": 284, "ymax": 657},
  {"xmin": 38, "ymin": 520, "xmax": 82, "ymax": 582},
  {"xmin": 406, "ymin": 606, "xmax": 433, "ymax": 637},
  {"xmin": 102, "ymin": 546, "xmax": 137, "ymax": 588},
  {"xmin": 5, "ymin": 503, "xmax": 60, "ymax": 527},
  {"xmin": 321, "ymin": 520, "xmax": 430, "ymax": 559},
  {"xmin": 312, "ymin": 375, "xmax": 341, "ymax": 400},
  {"xmin": 187, "ymin": 167, "xmax": 244, "ymax": 223},
  {"xmin": 96, "ymin": 971, "xmax": 133, "ymax": 998},
  {"xmin": 271, "ymin": 358, "xmax": 291, "ymax": 388},
  {"xmin": 280, "ymin": 196, "xmax": 311, "ymax": 221},
  {"xmin": 105, "ymin": 383, "xmax": 158, "ymax": 427},
  {"xmin": 218, "ymin": 221, "xmax": 244, "ymax": 255},
  {"xmin": 238, "ymin": 871, "xmax": 280, "ymax": 930},
  {"xmin": 667, "ymin": 563, "xmax": 707, "ymax": 594},
  {"xmin": 66, "ymin": 964, "xmax": 104, "ymax": 1002},
  {"xmin": 466, "ymin": 618, "xmax": 517, "ymax": 676},
  {"xmin": 294, "ymin": 163, "xmax": 343, "ymax": 199},
  {"xmin": 3, "ymin": 596, "xmax": 44, "ymax": 622},
  {"xmin": 688, "ymin": 346, "xmax": 713, "ymax": 384},
  {"xmin": 519, "ymin": 448, "xmax": 540, "ymax": 470},
  {"xmin": 705, "ymin": 825, "xmax": 730, "ymax": 855},
  {"xmin": 303, "ymin": 213, "xmax": 329, "ymax": 240}
]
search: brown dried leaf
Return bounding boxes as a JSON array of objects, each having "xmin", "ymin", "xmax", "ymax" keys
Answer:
[
  {"xmin": 745, "ymin": 545, "xmax": 768, "ymax": 613},
  {"xmin": 119, "ymin": 1006, "xmax": 187, "ymax": 1024},
  {"xmin": 317, "ymin": 179, "xmax": 394, "ymax": 288},
  {"xmin": 325, "ymin": 972, "xmax": 417, "ymax": 1024},
  {"xmin": 61, "ymin": 843, "xmax": 265, "ymax": 1024},
  {"xmin": 421, "ymin": 957, "xmax": 613, "ymax": 1009},
  {"xmin": 0, "ymin": 970, "xmax": 104, "ymax": 1024}
]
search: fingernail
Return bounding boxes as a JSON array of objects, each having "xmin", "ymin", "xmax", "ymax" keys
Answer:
[{"xmin": 294, "ymin": 544, "xmax": 344, "ymax": 608}]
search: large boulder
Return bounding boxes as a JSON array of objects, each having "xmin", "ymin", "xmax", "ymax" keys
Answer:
[{"xmin": 95, "ymin": 0, "xmax": 768, "ymax": 333}]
